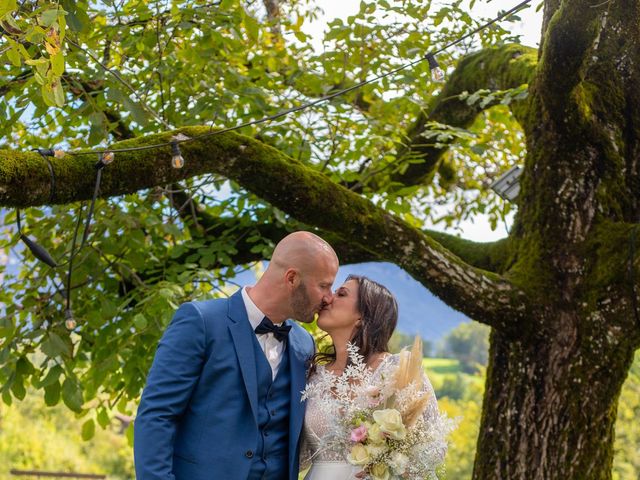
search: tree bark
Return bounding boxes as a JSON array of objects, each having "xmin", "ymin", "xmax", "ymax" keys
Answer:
[
  {"xmin": 475, "ymin": 314, "xmax": 637, "ymax": 479},
  {"xmin": 472, "ymin": 0, "xmax": 640, "ymax": 477}
]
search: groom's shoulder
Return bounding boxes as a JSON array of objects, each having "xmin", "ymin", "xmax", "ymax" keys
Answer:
[
  {"xmin": 288, "ymin": 322, "xmax": 315, "ymax": 352},
  {"xmin": 186, "ymin": 297, "xmax": 229, "ymax": 317}
]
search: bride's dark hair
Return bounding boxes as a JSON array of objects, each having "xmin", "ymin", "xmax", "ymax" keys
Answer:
[{"xmin": 311, "ymin": 274, "xmax": 398, "ymax": 370}]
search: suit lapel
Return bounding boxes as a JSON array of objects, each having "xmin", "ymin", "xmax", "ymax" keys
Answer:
[
  {"xmin": 227, "ymin": 290, "xmax": 259, "ymax": 425},
  {"xmin": 287, "ymin": 322, "xmax": 309, "ymax": 456}
]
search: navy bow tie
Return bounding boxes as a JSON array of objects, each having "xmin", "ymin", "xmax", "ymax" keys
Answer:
[{"xmin": 254, "ymin": 316, "xmax": 291, "ymax": 342}]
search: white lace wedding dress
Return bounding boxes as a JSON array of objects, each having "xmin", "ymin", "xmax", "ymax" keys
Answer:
[{"xmin": 300, "ymin": 354, "xmax": 444, "ymax": 480}]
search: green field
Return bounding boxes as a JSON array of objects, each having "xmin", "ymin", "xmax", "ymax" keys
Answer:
[{"xmin": 422, "ymin": 357, "xmax": 484, "ymax": 400}]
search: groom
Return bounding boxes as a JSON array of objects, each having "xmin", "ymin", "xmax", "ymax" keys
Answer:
[{"xmin": 134, "ymin": 231, "xmax": 339, "ymax": 480}]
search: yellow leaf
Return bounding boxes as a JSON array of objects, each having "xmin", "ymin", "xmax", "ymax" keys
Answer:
[{"xmin": 45, "ymin": 41, "xmax": 59, "ymax": 56}]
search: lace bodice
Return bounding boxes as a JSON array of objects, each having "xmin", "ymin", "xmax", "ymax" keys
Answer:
[{"xmin": 300, "ymin": 354, "xmax": 443, "ymax": 470}]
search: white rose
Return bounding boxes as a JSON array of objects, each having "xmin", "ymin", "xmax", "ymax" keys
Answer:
[
  {"xmin": 370, "ymin": 463, "xmax": 391, "ymax": 480},
  {"xmin": 373, "ymin": 409, "xmax": 407, "ymax": 440},
  {"xmin": 347, "ymin": 443, "xmax": 371, "ymax": 466},
  {"xmin": 367, "ymin": 422, "xmax": 386, "ymax": 445}
]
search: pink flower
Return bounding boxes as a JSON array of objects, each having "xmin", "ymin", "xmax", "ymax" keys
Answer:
[{"xmin": 350, "ymin": 424, "xmax": 368, "ymax": 443}]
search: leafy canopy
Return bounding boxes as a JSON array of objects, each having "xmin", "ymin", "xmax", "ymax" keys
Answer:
[{"xmin": 0, "ymin": 0, "xmax": 528, "ymax": 419}]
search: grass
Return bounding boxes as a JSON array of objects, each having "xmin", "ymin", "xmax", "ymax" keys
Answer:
[{"xmin": 422, "ymin": 357, "xmax": 484, "ymax": 400}]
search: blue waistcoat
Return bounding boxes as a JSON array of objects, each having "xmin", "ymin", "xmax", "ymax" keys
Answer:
[{"xmin": 247, "ymin": 334, "xmax": 291, "ymax": 479}]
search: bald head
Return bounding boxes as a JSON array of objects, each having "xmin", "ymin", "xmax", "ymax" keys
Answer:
[
  {"xmin": 270, "ymin": 231, "xmax": 338, "ymax": 276},
  {"xmin": 249, "ymin": 231, "xmax": 339, "ymax": 323}
]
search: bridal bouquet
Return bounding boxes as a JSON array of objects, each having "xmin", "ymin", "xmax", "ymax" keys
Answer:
[{"xmin": 302, "ymin": 337, "xmax": 454, "ymax": 480}]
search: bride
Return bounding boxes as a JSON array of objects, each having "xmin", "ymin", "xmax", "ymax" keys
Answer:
[{"xmin": 300, "ymin": 275, "xmax": 447, "ymax": 480}]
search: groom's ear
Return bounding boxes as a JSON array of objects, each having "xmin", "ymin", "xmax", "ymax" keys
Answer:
[{"xmin": 284, "ymin": 268, "xmax": 301, "ymax": 289}]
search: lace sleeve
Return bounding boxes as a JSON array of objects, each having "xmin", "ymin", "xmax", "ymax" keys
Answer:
[
  {"xmin": 299, "ymin": 429, "xmax": 313, "ymax": 472},
  {"xmin": 420, "ymin": 370, "xmax": 447, "ymax": 465}
]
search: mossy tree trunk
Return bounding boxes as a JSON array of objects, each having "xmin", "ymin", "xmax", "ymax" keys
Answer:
[
  {"xmin": 1, "ymin": 0, "xmax": 639, "ymax": 478},
  {"xmin": 473, "ymin": 0, "xmax": 640, "ymax": 477}
]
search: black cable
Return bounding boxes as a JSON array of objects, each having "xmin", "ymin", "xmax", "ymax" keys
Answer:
[
  {"xmin": 430, "ymin": 0, "xmax": 531, "ymax": 57},
  {"xmin": 64, "ymin": 0, "xmax": 532, "ymax": 158},
  {"xmin": 80, "ymin": 164, "xmax": 103, "ymax": 248},
  {"xmin": 65, "ymin": 203, "xmax": 85, "ymax": 316},
  {"xmin": 16, "ymin": 208, "xmax": 22, "ymax": 234}
]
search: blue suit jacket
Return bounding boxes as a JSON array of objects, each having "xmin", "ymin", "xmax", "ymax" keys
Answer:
[{"xmin": 134, "ymin": 290, "xmax": 315, "ymax": 480}]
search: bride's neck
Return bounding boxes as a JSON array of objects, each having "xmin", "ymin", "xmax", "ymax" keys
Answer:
[{"xmin": 330, "ymin": 341, "xmax": 349, "ymax": 372}]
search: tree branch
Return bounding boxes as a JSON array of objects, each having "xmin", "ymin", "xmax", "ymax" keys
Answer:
[
  {"xmin": 374, "ymin": 44, "xmax": 537, "ymax": 188},
  {"xmin": 0, "ymin": 126, "xmax": 529, "ymax": 328}
]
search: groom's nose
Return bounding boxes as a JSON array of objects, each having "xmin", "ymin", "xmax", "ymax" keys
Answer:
[{"xmin": 322, "ymin": 291, "xmax": 334, "ymax": 306}]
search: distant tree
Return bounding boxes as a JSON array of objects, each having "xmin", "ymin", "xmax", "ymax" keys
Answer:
[
  {"xmin": 389, "ymin": 330, "xmax": 433, "ymax": 357},
  {"xmin": 440, "ymin": 322, "xmax": 489, "ymax": 373},
  {"xmin": 437, "ymin": 373, "xmax": 468, "ymax": 400}
]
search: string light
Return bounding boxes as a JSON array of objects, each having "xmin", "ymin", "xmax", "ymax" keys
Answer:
[
  {"xmin": 426, "ymin": 53, "xmax": 445, "ymax": 82},
  {"xmin": 171, "ymin": 143, "xmax": 184, "ymax": 169},
  {"xmin": 170, "ymin": 134, "xmax": 189, "ymax": 169},
  {"xmin": 65, "ymin": 308, "xmax": 77, "ymax": 330},
  {"xmin": 34, "ymin": 148, "xmax": 66, "ymax": 159},
  {"xmin": 94, "ymin": 150, "xmax": 114, "ymax": 169}
]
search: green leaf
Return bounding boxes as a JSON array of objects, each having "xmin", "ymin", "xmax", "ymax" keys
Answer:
[
  {"xmin": 39, "ymin": 365, "xmax": 64, "ymax": 387},
  {"xmin": 10, "ymin": 377, "xmax": 26, "ymax": 400},
  {"xmin": 51, "ymin": 52, "xmax": 65, "ymax": 76},
  {"xmin": 243, "ymin": 11, "xmax": 260, "ymax": 42},
  {"xmin": 64, "ymin": 3, "xmax": 89, "ymax": 33},
  {"xmin": 0, "ymin": 0, "xmax": 17, "ymax": 18},
  {"xmin": 81, "ymin": 419, "xmax": 95, "ymax": 441},
  {"xmin": 62, "ymin": 378, "xmax": 83, "ymax": 412},
  {"xmin": 125, "ymin": 422, "xmax": 134, "ymax": 446},
  {"xmin": 124, "ymin": 98, "xmax": 149, "ymax": 126},
  {"xmin": 44, "ymin": 381, "xmax": 61, "ymax": 406},
  {"xmin": 41, "ymin": 83, "xmax": 57, "ymax": 107},
  {"xmin": 6, "ymin": 42, "xmax": 21, "ymax": 67},
  {"xmin": 41, "ymin": 9, "xmax": 60, "ymax": 27},
  {"xmin": 53, "ymin": 80, "xmax": 65, "ymax": 107},
  {"xmin": 97, "ymin": 408, "xmax": 110, "ymax": 428},
  {"xmin": 133, "ymin": 313, "xmax": 148, "ymax": 330},
  {"xmin": 41, "ymin": 332, "xmax": 71, "ymax": 358}
]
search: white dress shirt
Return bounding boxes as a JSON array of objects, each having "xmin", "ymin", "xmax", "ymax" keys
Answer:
[{"xmin": 241, "ymin": 286, "xmax": 285, "ymax": 380}]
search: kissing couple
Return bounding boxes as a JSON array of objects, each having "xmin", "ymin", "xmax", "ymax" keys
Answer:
[{"xmin": 134, "ymin": 231, "xmax": 446, "ymax": 480}]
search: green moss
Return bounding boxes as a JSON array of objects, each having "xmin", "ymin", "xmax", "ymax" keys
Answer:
[{"xmin": 426, "ymin": 230, "xmax": 511, "ymax": 273}]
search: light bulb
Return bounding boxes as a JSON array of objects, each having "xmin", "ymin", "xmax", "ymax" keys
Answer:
[
  {"xmin": 102, "ymin": 151, "xmax": 114, "ymax": 165},
  {"xmin": 95, "ymin": 151, "xmax": 114, "ymax": 169},
  {"xmin": 65, "ymin": 309, "xmax": 76, "ymax": 330},
  {"xmin": 426, "ymin": 53, "xmax": 445, "ymax": 82},
  {"xmin": 53, "ymin": 149, "xmax": 66, "ymax": 159},
  {"xmin": 171, "ymin": 142, "xmax": 184, "ymax": 169}
]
